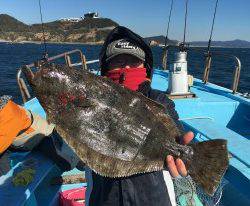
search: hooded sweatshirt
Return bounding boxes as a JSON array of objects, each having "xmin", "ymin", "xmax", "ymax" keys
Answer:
[{"xmin": 88, "ymin": 26, "xmax": 173, "ymax": 206}]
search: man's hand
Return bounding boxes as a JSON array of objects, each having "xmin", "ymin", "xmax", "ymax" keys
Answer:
[{"xmin": 166, "ymin": 131, "xmax": 194, "ymax": 178}]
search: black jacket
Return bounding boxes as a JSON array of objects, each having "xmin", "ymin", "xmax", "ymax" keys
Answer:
[
  {"xmin": 89, "ymin": 88, "xmax": 177, "ymax": 206},
  {"xmin": 92, "ymin": 26, "xmax": 181, "ymax": 206}
]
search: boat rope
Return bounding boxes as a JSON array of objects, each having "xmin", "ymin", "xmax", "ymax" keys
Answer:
[
  {"xmin": 164, "ymin": 0, "xmax": 174, "ymax": 48},
  {"xmin": 207, "ymin": 0, "xmax": 219, "ymax": 53},
  {"xmin": 38, "ymin": 0, "xmax": 48, "ymax": 60}
]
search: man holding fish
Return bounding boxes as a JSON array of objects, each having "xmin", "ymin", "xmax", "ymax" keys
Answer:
[
  {"xmin": 86, "ymin": 26, "xmax": 194, "ymax": 206},
  {"xmin": 23, "ymin": 26, "xmax": 228, "ymax": 206}
]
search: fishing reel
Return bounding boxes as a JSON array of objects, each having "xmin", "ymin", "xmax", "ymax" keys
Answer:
[
  {"xmin": 34, "ymin": 52, "xmax": 49, "ymax": 69},
  {"xmin": 178, "ymin": 42, "xmax": 189, "ymax": 52}
]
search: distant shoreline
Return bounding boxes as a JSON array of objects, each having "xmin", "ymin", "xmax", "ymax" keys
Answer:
[
  {"xmin": 157, "ymin": 44, "xmax": 250, "ymax": 49},
  {"xmin": 1, "ymin": 40, "xmax": 250, "ymax": 49},
  {"xmin": 188, "ymin": 45, "xmax": 250, "ymax": 49},
  {"xmin": 0, "ymin": 39, "xmax": 104, "ymax": 45}
]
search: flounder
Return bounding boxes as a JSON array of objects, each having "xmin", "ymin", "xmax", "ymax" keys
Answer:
[{"xmin": 23, "ymin": 64, "xmax": 229, "ymax": 196}]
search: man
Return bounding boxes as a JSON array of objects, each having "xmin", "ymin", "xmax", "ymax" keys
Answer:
[{"xmin": 87, "ymin": 26, "xmax": 194, "ymax": 206}]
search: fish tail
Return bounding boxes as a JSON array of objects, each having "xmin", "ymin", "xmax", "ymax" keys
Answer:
[{"xmin": 188, "ymin": 139, "xmax": 229, "ymax": 196}]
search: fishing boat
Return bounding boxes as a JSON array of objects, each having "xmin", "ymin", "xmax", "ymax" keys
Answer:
[
  {"xmin": 0, "ymin": 45, "xmax": 249, "ymax": 206},
  {"xmin": 0, "ymin": 0, "xmax": 249, "ymax": 205}
]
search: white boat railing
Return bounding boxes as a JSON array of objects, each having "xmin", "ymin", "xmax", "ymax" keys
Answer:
[
  {"xmin": 162, "ymin": 46, "xmax": 242, "ymax": 94},
  {"xmin": 71, "ymin": 59, "xmax": 99, "ymax": 67},
  {"xmin": 17, "ymin": 48, "xmax": 243, "ymax": 103},
  {"xmin": 17, "ymin": 49, "xmax": 99, "ymax": 103},
  {"xmin": 203, "ymin": 52, "xmax": 242, "ymax": 94}
]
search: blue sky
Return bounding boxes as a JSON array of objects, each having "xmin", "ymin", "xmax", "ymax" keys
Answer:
[{"xmin": 0, "ymin": 0, "xmax": 249, "ymax": 41}]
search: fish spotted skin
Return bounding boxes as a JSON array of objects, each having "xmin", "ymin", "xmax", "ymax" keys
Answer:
[{"xmin": 23, "ymin": 64, "xmax": 228, "ymax": 196}]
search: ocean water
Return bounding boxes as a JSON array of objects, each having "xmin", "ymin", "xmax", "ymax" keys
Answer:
[{"xmin": 0, "ymin": 42, "xmax": 249, "ymax": 104}]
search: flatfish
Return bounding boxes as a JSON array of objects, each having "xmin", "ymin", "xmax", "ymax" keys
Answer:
[{"xmin": 23, "ymin": 64, "xmax": 229, "ymax": 196}]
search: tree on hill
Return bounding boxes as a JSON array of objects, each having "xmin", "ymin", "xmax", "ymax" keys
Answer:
[
  {"xmin": 0, "ymin": 14, "xmax": 30, "ymax": 32},
  {"xmin": 0, "ymin": 14, "xmax": 119, "ymax": 43},
  {"xmin": 71, "ymin": 18, "xmax": 119, "ymax": 30}
]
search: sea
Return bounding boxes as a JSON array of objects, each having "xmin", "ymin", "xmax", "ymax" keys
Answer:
[{"xmin": 0, "ymin": 42, "xmax": 249, "ymax": 104}]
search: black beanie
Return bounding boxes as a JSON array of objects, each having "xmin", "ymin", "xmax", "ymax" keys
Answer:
[{"xmin": 99, "ymin": 26, "xmax": 153, "ymax": 78}]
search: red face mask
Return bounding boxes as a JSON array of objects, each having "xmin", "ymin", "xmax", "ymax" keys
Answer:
[{"xmin": 106, "ymin": 68, "xmax": 148, "ymax": 91}]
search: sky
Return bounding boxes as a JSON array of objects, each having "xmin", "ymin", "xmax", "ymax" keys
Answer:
[{"xmin": 0, "ymin": 0, "xmax": 249, "ymax": 41}]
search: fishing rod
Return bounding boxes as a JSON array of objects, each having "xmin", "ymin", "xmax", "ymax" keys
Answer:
[
  {"xmin": 162, "ymin": 0, "xmax": 174, "ymax": 70},
  {"xmin": 38, "ymin": 0, "xmax": 48, "ymax": 60},
  {"xmin": 164, "ymin": 0, "xmax": 174, "ymax": 48},
  {"xmin": 180, "ymin": 0, "xmax": 189, "ymax": 51},
  {"xmin": 203, "ymin": 0, "xmax": 219, "ymax": 83},
  {"xmin": 207, "ymin": 0, "xmax": 219, "ymax": 54},
  {"xmin": 183, "ymin": 0, "xmax": 189, "ymax": 45}
]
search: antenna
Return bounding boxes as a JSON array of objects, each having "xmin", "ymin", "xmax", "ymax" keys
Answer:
[{"xmin": 38, "ymin": 0, "xmax": 48, "ymax": 60}]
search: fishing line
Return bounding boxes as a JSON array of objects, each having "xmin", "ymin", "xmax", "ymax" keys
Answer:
[
  {"xmin": 38, "ymin": 0, "xmax": 48, "ymax": 59},
  {"xmin": 207, "ymin": 0, "xmax": 219, "ymax": 53}
]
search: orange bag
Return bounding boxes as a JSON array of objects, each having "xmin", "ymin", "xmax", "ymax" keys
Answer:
[{"xmin": 0, "ymin": 100, "xmax": 33, "ymax": 153}]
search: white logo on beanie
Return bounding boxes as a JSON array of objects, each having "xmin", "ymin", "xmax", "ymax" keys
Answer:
[
  {"xmin": 106, "ymin": 38, "xmax": 145, "ymax": 62},
  {"xmin": 115, "ymin": 40, "xmax": 138, "ymax": 50}
]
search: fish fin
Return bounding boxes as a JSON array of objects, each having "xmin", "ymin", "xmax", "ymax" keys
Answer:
[
  {"xmin": 56, "ymin": 125, "xmax": 164, "ymax": 178},
  {"xmin": 137, "ymin": 92, "xmax": 166, "ymax": 112},
  {"xmin": 157, "ymin": 93, "xmax": 184, "ymax": 134},
  {"xmin": 141, "ymin": 92, "xmax": 184, "ymax": 140},
  {"xmin": 188, "ymin": 139, "xmax": 229, "ymax": 196},
  {"xmin": 138, "ymin": 92, "xmax": 183, "ymax": 134},
  {"xmin": 142, "ymin": 90, "xmax": 179, "ymax": 123}
]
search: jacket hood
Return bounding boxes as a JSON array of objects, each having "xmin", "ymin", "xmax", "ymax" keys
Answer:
[{"xmin": 99, "ymin": 26, "xmax": 153, "ymax": 78}]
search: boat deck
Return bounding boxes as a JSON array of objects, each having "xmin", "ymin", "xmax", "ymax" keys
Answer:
[
  {"xmin": 0, "ymin": 69, "xmax": 249, "ymax": 205},
  {"xmin": 152, "ymin": 69, "xmax": 250, "ymax": 202}
]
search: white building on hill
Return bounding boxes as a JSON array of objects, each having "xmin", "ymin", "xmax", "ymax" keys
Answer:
[
  {"xmin": 60, "ymin": 18, "xmax": 81, "ymax": 22},
  {"xmin": 84, "ymin": 12, "xmax": 99, "ymax": 19},
  {"xmin": 60, "ymin": 12, "xmax": 99, "ymax": 23}
]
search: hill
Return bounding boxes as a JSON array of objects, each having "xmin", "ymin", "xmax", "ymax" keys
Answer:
[
  {"xmin": 0, "ymin": 14, "xmax": 119, "ymax": 43},
  {"xmin": 144, "ymin": 35, "xmax": 250, "ymax": 48},
  {"xmin": 2, "ymin": 14, "xmax": 248, "ymax": 47},
  {"xmin": 0, "ymin": 14, "xmax": 30, "ymax": 32},
  {"xmin": 189, "ymin": 39, "xmax": 250, "ymax": 48},
  {"xmin": 144, "ymin": 35, "xmax": 178, "ymax": 46}
]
